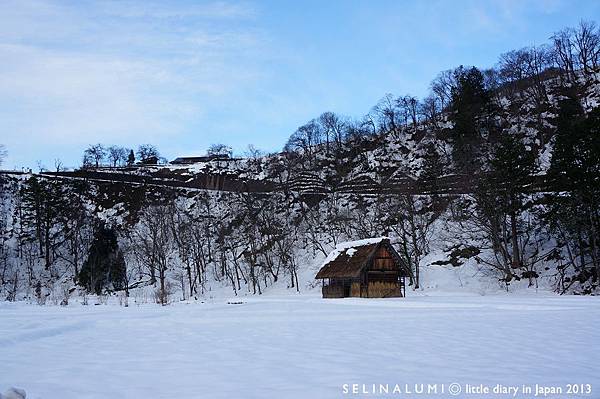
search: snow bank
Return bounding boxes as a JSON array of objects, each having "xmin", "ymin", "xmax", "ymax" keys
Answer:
[{"xmin": 0, "ymin": 388, "xmax": 26, "ymax": 399}]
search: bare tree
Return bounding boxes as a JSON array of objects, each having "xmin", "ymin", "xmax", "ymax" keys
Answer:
[
  {"xmin": 344, "ymin": 118, "xmax": 372, "ymax": 142},
  {"xmin": 498, "ymin": 46, "xmax": 554, "ymax": 107},
  {"xmin": 385, "ymin": 195, "xmax": 432, "ymax": 289},
  {"xmin": 319, "ymin": 112, "xmax": 346, "ymax": 152},
  {"xmin": 498, "ymin": 49, "xmax": 530, "ymax": 84},
  {"xmin": 397, "ymin": 95, "xmax": 419, "ymax": 130},
  {"xmin": 169, "ymin": 196, "xmax": 216, "ymax": 297},
  {"xmin": 207, "ymin": 144, "xmax": 232, "ymax": 158},
  {"xmin": 130, "ymin": 204, "xmax": 176, "ymax": 305},
  {"xmin": 551, "ymin": 27, "xmax": 577, "ymax": 82},
  {"xmin": 54, "ymin": 179, "xmax": 93, "ymax": 278},
  {"xmin": 284, "ymin": 120, "xmax": 322, "ymax": 161},
  {"xmin": 106, "ymin": 146, "xmax": 130, "ymax": 168},
  {"xmin": 360, "ymin": 113, "xmax": 378, "ymax": 137},
  {"xmin": 136, "ymin": 144, "xmax": 160, "ymax": 162},
  {"xmin": 244, "ymin": 144, "xmax": 264, "ymax": 159},
  {"xmin": 373, "ymin": 94, "xmax": 400, "ymax": 136},
  {"xmin": 430, "ymin": 69, "xmax": 456, "ymax": 110},
  {"xmin": 0, "ymin": 144, "xmax": 6, "ymax": 167},
  {"xmin": 419, "ymin": 95, "xmax": 440, "ymax": 125},
  {"xmin": 524, "ymin": 45, "xmax": 553, "ymax": 105},
  {"xmin": 573, "ymin": 20, "xmax": 600, "ymax": 74},
  {"xmin": 83, "ymin": 144, "xmax": 105, "ymax": 168}
]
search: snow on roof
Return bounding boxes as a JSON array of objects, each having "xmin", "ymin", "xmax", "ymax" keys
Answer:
[
  {"xmin": 334, "ymin": 236, "xmax": 390, "ymax": 250},
  {"xmin": 345, "ymin": 248, "xmax": 357, "ymax": 257},
  {"xmin": 316, "ymin": 237, "xmax": 391, "ymax": 277}
]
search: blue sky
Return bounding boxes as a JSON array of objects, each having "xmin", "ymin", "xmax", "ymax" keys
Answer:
[{"xmin": 1, "ymin": 0, "xmax": 599, "ymax": 169}]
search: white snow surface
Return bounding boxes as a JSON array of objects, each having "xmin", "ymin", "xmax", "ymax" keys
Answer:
[{"xmin": 1, "ymin": 293, "xmax": 599, "ymax": 399}]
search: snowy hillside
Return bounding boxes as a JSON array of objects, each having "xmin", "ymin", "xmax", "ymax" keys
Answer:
[{"xmin": 1, "ymin": 69, "xmax": 600, "ymax": 303}]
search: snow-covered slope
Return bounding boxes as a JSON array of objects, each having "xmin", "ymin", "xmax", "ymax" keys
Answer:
[{"xmin": 0, "ymin": 72, "xmax": 599, "ymax": 302}]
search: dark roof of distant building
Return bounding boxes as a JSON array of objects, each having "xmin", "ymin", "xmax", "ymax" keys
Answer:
[{"xmin": 170, "ymin": 155, "xmax": 233, "ymax": 164}]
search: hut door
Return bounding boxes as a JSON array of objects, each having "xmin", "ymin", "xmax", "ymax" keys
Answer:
[{"xmin": 343, "ymin": 281, "xmax": 351, "ymax": 297}]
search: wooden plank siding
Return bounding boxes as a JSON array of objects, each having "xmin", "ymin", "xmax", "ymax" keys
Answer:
[
  {"xmin": 371, "ymin": 247, "xmax": 397, "ymax": 270},
  {"xmin": 367, "ymin": 281, "xmax": 402, "ymax": 298}
]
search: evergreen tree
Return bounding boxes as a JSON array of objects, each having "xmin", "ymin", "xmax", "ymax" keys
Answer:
[
  {"xmin": 549, "ymin": 101, "xmax": 600, "ymax": 195},
  {"xmin": 19, "ymin": 176, "xmax": 65, "ymax": 271},
  {"xmin": 449, "ymin": 66, "xmax": 491, "ymax": 174},
  {"xmin": 421, "ymin": 143, "xmax": 445, "ymax": 179},
  {"xmin": 420, "ymin": 142, "xmax": 447, "ymax": 198},
  {"xmin": 78, "ymin": 225, "xmax": 126, "ymax": 294},
  {"xmin": 474, "ymin": 132, "xmax": 536, "ymax": 282},
  {"xmin": 490, "ymin": 133, "xmax": 536, "ymax": 266},
  {"xmin": 546, "ymin": 101, "xmax": 600, "ymax": 285},
  {"xmin": 127, "ymin": 150, "xmax": 135, "ymax": 166}
]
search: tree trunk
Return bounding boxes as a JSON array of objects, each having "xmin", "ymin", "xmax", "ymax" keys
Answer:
[{"xmin": 510, "ymin": 206, "xmax": 521, "ymax": 269}]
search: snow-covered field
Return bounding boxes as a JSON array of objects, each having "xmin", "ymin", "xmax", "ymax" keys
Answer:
[{"xmin": 1, "ymin": 293, "xmax": 599, "ymax": 399}]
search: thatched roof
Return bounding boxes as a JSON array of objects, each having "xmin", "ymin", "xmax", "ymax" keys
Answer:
[{"xmin": 315, "ymin": 237, "xmax": 409, "ymax": 279}]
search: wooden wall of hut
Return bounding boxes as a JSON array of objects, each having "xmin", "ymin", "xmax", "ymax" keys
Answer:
[
  {"xmin": 367, "ymin": 281, "xmax": 402, "ymax": 298},
  {"xmin": 351, "ymin": 282, "xmax": 361, "ymax": 297},
  {"xmin": 372, "ymin": 247, "xmax": 396, "ymax": 270},
  {"xmin": 322, "ymin": 284, "xmax": 344, "ymax": 298}
]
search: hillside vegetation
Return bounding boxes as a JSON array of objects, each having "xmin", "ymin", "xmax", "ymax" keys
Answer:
[{"xmin": 1, "ymin": 21, "xmax": 599, "ymax": 303}]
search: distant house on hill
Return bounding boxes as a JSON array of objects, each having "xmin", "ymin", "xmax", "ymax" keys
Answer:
[
  {"xmin": 315, "ymin": 237, "xmax": 411, "ymax": 298},
  {"xmin": 137, "ymin": 156, "xmax": 159, "ymax": 165},
  {"xmin": 170, "ymin": 155, "xmax": 232, "ymax": 165}
]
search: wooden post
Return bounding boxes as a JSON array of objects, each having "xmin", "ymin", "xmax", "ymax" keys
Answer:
[{"xmin": 365, "ymin": 268, "xmax": 369, "ymax": 298}]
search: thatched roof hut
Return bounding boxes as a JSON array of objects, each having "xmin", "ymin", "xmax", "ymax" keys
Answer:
[{"xmin": 315, "ymin": 237, "xmax": 411, "ymax": 298}]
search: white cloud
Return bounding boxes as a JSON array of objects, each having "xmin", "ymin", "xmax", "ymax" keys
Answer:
[
  {"xmin": 97, "ymin": 0, "xmax": 255, "ymax": 20},
  {"xmin": 0, "ymin": 0, "xmax": 266, "ymax": 168}
]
